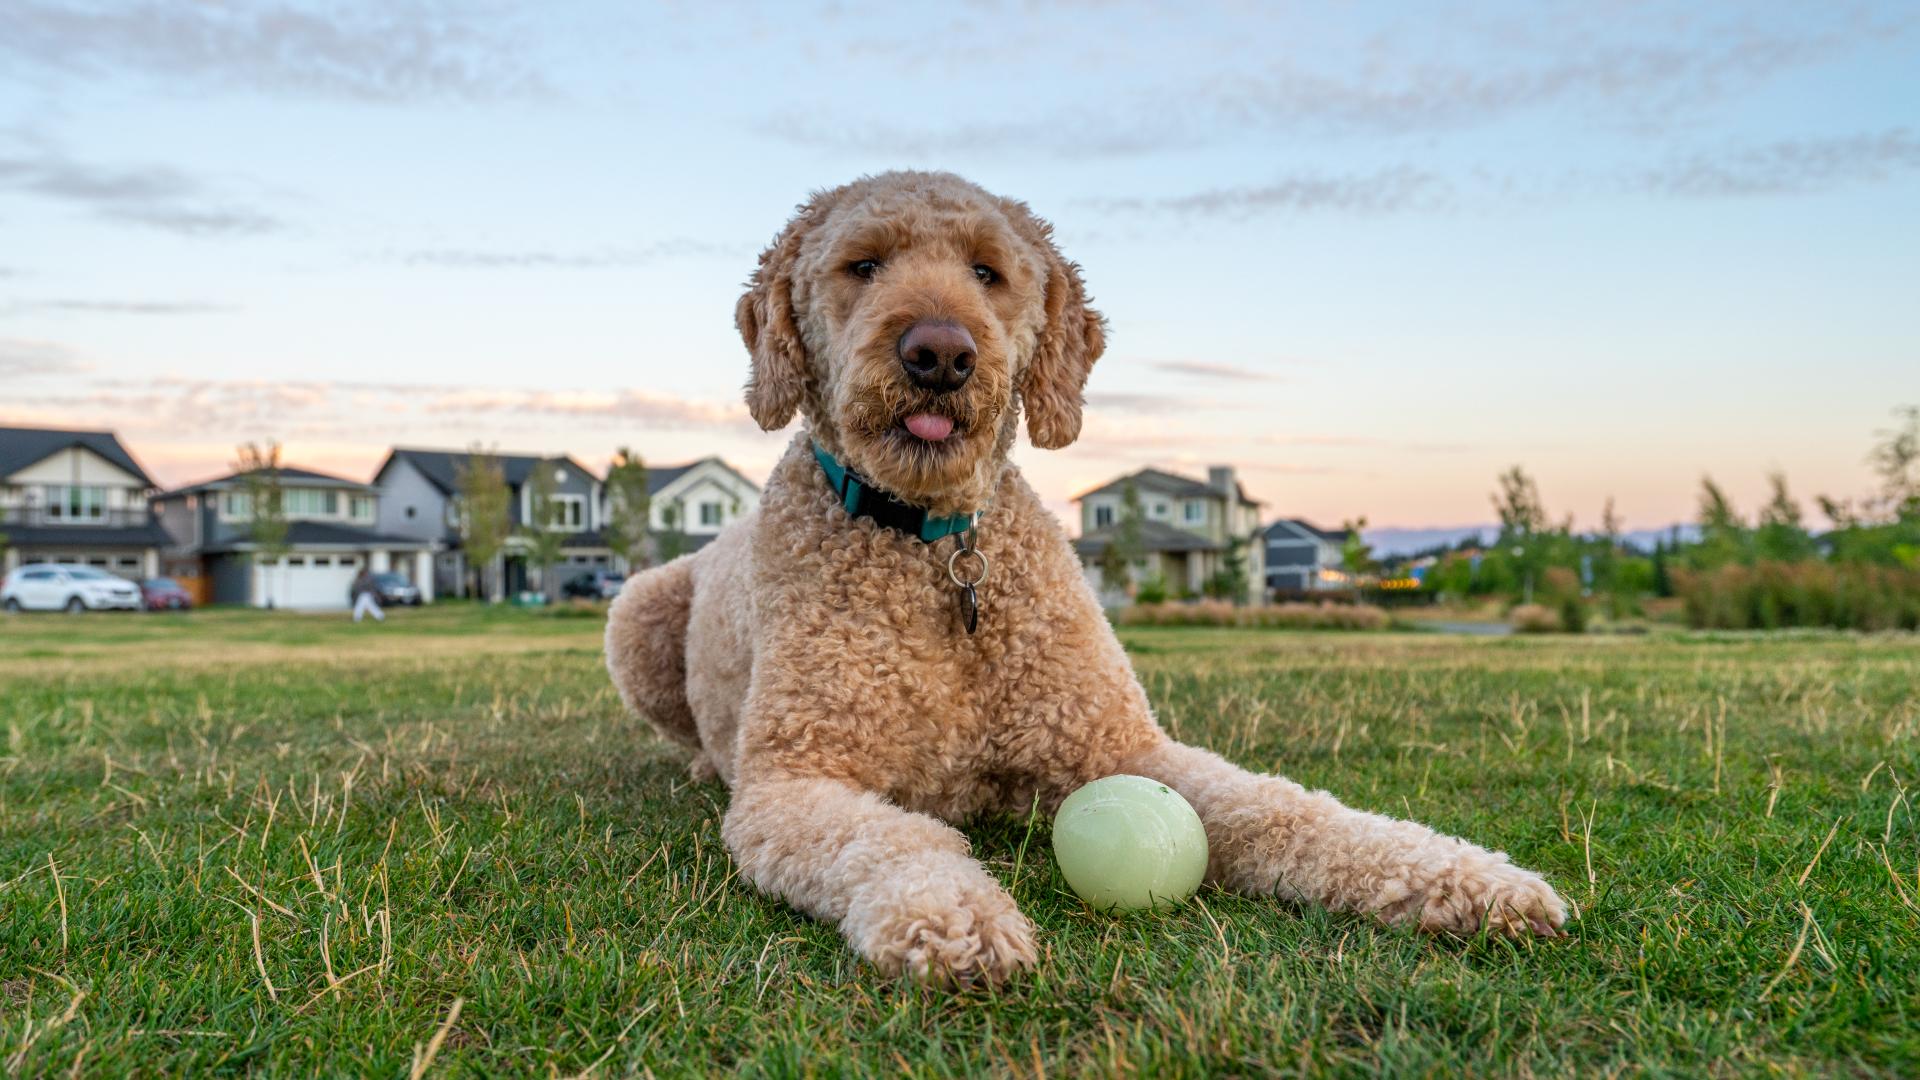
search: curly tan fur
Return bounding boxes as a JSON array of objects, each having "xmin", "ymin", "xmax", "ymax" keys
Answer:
[{"xmin": 606, "ymin": 171, "xmax": 1566, "ymax": 985}]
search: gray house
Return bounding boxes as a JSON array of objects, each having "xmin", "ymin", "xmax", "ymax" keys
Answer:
[
  {"xmin": 1263, "ymin": 519, "xmax": 1352, "ymax": 594},
  {"xmin": 0, "ymin": 426, "xmax": 173, "ymax": 580},
  {"xmin": 372, "ymin": 448, "xmax": 608, "ymax": 598},
  {"xmin": 153, "ymin": 465, "xmax": 431, "ymax": 609}
]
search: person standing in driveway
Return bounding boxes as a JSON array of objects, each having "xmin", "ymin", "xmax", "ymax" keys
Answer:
[{"xmin": 351, "ymin": 567, "xmax": 385, "ymax": 623}]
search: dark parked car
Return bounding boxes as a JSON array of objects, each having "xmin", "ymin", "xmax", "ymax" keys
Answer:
[
  {"xmin": 562, "ymin": 569, "xmax": 625, "ymax": 600},
  {"xmin": 371, "ymin": 572, "xmax": 422, "ymax": 606},
  {"xmin": 139, "ymin": 577, "xmax": 193, "ymax": 610}
]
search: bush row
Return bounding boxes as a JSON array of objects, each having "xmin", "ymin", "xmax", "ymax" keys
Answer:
[
  {"xmin": 1115, "ymin": 600, "xmax": 1392, "ymax": 630},
  {"xmin": 1673, "ymin": 561, "xmax": 1920, "ymax": 631}
]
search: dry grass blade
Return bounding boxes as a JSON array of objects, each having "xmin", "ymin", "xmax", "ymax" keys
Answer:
[
  {"xmin": 409, "ymin": 997, "xmax": 465, "ymax": 1079},
  {"xmin": 1796, "ymin": 818, "xmax": 1843, "ymax": 888}
]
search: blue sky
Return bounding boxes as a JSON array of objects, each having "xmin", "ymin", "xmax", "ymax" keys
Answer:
[{"xmin": 2, "ymin": 1, "xmax": 1916, "ymax": 531}]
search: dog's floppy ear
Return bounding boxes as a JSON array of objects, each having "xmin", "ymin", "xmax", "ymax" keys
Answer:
[
  {"xmin": 1005, "ymin": 201, "xmax": 1106, "ymax": 450},
  {"xmin": 736, "ymin": 195, "xmax": 830, "ymax": 431}
]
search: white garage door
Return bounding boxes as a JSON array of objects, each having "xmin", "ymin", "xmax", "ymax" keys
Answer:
[{"xmin": 258, "ymin": 554, "xmax": 359, "ymax": 610}]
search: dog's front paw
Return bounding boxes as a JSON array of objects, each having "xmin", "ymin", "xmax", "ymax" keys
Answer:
[
  {"xmin": 846, "ymin": 854, "xmax": 1037, "ymax": 985},
  {"xmin": 1415, "ymin": 850, "xmax": 1568, "ymax": 938}
]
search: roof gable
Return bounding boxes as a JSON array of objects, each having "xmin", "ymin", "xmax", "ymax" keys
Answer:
[
  {"xmin": 162, "ymin": 464, "xmax": 375, "ymax": 498},
  {"xmin": 1074, "ymin": 466, "xmax": 1257, "ymax": 505},
  {"xmin": 0, "ymin": 426, "xmax": 154, "ymax": 487},
  {"xmin": 381, "ymin": 447, "xmax": 595, "ymax": 495},
  {"xmin": 646, "ymin": 457, "xmax": 760, "ymax": 499},
  {"xmin": 1266, "ymin": 518, "xmax": 1349, "ymax": 543}
]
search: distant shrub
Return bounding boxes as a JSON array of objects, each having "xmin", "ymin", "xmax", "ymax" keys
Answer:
[
  {"xmin": 1674, "ymin": 561, "xmax": 1920, "ymax": 631},
  {"xmin": 1116, "ymin": 600, "xmax": 1391, "ymax": 631},
  {"xmin": 1509, "ymin": 604, "xmax": 1564, "ymax": 634},
  {"xmin": 1539, "ymin": 566, "xmax": 1589, "ymax": 633},
  {"xmin": 1134, "ymin": 574, "xmax": 1169, "ymax": 605}
]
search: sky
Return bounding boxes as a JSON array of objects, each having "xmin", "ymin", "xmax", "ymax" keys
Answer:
[{"xmin": 2, "ymin": 1, "xmax": 1917, "ymax": 535}]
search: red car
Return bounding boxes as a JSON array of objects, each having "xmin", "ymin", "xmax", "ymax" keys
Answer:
[{"xmin": 139, "ymin": 577, "xmax": 194, "ymax": 611}]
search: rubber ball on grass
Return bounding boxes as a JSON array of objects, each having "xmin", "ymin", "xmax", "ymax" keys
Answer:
[{"xmin": 1052, "ymin": 775, "xmax": 1208, "ymax": 911}]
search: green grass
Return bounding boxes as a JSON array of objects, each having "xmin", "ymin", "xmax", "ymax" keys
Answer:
[{"xmin": 3, "ymin": 608, "xmax": 1918, "ymax": 1076}]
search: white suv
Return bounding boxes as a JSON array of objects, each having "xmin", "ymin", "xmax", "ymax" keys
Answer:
[{"xmin": 1, "ymin": 564, "xmax": 144, "ymax": 613}]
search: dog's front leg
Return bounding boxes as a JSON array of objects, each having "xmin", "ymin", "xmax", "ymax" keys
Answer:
[
  {"xmin": 1120, "ymin": 740, "xmax": 1566, "ymax": 937},
  {"xmin": 722, "ymin": 775, "xmax": 1037, "ymax": 983}
]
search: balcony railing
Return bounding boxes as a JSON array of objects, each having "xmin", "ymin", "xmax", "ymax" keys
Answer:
[{"xmin": 0, "ymin": 506, "xmax": 158, "ymax": 529}]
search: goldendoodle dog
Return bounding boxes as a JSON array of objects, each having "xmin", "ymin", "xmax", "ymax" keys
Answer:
[{"xmin": 606, "ymin": 170, "xmax": 1567, "ymax": 984}]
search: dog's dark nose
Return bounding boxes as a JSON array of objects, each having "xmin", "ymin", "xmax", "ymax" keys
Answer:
[{"xmin": 898, "ymin": 320, "xmax": 976, "ymax": 394}]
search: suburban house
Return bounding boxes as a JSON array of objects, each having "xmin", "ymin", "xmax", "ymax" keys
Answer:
[
  {"xmin": 153, "ymin": 465, "xmax": 432, "ymax": 609},
  {"xmin": 372, "ymin": 448, "xmax": 608, "ymax": 598},
  {"xmin": 1264, "ymin": 519, "xmax": 1353, "ymax": 594},
  {"xmin": 0, "ymin": 426, "xmax": 173, "ymax": 579},
  {"xmin": 1072, "ymin": 465, "xmax": 1265, "ymax": 603},
  {"xmin": 642, "ymin": 457, "xmax": 761, "ymax": 558}
]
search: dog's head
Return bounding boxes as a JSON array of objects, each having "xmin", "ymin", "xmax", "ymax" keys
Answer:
[{"xmin": 736, "ymin": 171, "xmax": 1104, "ymax": 514}]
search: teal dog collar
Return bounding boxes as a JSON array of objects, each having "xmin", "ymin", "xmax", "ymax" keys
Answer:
[{"xmin": 812, "ymin": 441, "xmax": 978, "ymax": 544}]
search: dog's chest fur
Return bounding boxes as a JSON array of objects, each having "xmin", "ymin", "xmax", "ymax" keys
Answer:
[{"xmin": 728, "ymin": 437, "xmax": 1155, "ymax": 819}]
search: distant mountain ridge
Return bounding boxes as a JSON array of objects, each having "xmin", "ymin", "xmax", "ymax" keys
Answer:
[{"xmin": 1363, "ymin": 524, "xmax": 1700, "ymax": 557}]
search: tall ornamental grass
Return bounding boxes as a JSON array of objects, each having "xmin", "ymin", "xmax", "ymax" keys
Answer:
[
  {"xmin": 1116, "ymin": 600, "xmax": 1392, "ymax": 630},
  {"xmin": 1674, "ymin": 561, "xmax": 1920, "ymax": 630}
]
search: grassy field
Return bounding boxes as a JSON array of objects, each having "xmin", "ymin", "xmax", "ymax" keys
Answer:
[{"xmin": 3, "ymin": 606, "xmax": 1918, "ymax": 1076}]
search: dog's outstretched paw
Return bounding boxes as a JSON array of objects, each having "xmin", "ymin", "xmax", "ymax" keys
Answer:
[
  {"xmin": 1416, "ymin": 852, "xmax": 1569, "ymax": 939},
  {"xmin": 848, "ymin": 860, "xmax": 1037, "ymax": 985}
]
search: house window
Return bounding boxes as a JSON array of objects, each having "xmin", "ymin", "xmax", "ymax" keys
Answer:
[
  {"xmin": 1093, "ymin": 504, "xmax": 1115, "ymax": 529},
  {"xmin": 549, "ymin": 495, "xmax": 587, "ymax": 531},
  {"xmin": 288, "ymin": 557, "xmax": 307, "ymax": 568},
  {"xmin": 1148, "ymin": 500, "xmax": 1170, "ymax": 521},
  {"xmin": 44, "ymin": 485, "xmax": 107, "ymax": 522},
  {"xmin": 699, "ymin": 502, "xmax": 723, "ymax": 527},
  {"xmin": 350, "ymin": 495, "xmax": 375, "ymax": 522},
  {"xmin": 283, "ymin": 489, "xmax": 339, "ymax": 517},
  {"xmin": 223, "ymin": 492, "xmax": 252, "ymax": 520},
  {"xmin": 1183, "ymin": 500, "xmax": 1205, "ymax": 524}
]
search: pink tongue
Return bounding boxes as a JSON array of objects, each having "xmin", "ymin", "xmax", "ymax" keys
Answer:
[{"xmin": 905, "ymin": 413, "xmax": 955, "ymax": 441}]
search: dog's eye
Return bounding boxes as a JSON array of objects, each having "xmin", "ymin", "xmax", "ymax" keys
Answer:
[
  {"xmin": 850, "ymin": 259, "xmax": 881, "ymax": 280},
  {"xmin": 972, "ymin": 264, "xmax": 998, "ymax": 286}
]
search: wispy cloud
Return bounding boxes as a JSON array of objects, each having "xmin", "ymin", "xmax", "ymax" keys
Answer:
[
  {"xmin": 422, "ymin": 388, "xmax": 752, "ymax": 429},
  {"xmin": 1152, "ymin": 360, "xmax": 1283, "ymax": 382},
  {"xmin": 1090, "ymin": 167, "xmax": 1447, "ymax": 218},
  {"xmin": 1634, "ymin": 128, "xmax": 1920, "ymax": 198},
  {"xmin": 754, "ymin": 9, "xmax": 1910, "ymax": 157},
  {"xmin": 393, "ymin": 238, "xmax": 747, "ymax": 270},
  {"xmin": 0, "ymin": 337, "xmax": 90, "ymax": 377},
  {"xmin": 0, "ymin": 140, "xmax": 280, "ymax": 235},
  {"xmin": 5, "ymin": 299, "xmax": 236, "ymax": 315},
  {"xmin": 8, "ymin": 375, "xmax": 756, "ymax": 445},
  {"xmin": 0, "ymin": 1, "xmax": 549, "ymax": 103}
]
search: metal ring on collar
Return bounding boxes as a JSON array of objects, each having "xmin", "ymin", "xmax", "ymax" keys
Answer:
[{"xmin": 947, "ymin": 547, "xmax": 989, "ymax": 589}]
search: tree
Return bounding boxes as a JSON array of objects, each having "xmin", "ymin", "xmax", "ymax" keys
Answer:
[
  {"xmin": 1492, "ymin": 466, "xmax": 1548, "ymax": 603},
  {"xmin": 1340, "ymin": 516, "xmax": 1377, "ymax": 582},
  {"xmin": 1869, "ymin": 404, "xmax": 1920, "ymax": 521},
  {"xmin": 522, "ymin": 461, "xmax": 566, "ymax": 600},
  {"xmin": 603, "ymin": 448, "xmax": 651, "ymax": 572},
  {"xmin": 655, "ymin": 500, "xmax": 687, "ymax": 563},
  {"xmin": 1693, "ymin": 477, "xmax": 1750, "ymax": 569},
  {"xmin": 1754, "ymin": 472, "xmax": 1815, "ymax": 562},
  {"xmin": 455, "ymin": 447, "xmax": 511, "ymax": 601},
  {"xmin": 235, "ymin": 441, "xmax": 290, "ymax": 608},
  {"xmin": 1594, "ymin": 498, "xmax": 1624, "ymax": 616},
  {"xmin": 1205, "ymin": 535, "xmax": 1253, "ymax": 603}
]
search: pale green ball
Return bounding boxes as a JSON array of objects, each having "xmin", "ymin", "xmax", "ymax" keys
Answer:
[{"xmin": 1052, "ymin": 774, "xmax": 1208, "ymax": 912}]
